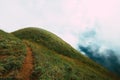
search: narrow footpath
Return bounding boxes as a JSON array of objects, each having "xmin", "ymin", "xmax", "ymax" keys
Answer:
[{"xmin": 17, "ymin": 46, "xmax": 34, "ymax": 80}]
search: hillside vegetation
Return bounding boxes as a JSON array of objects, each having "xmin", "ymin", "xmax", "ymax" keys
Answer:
[
  {"xmin": 0, "ymin": 30, "xmax": 26, "ymax": 79},
  {"xmin": 29, "ymin": 41, "xmax": 113, "ymax": 80},
  {"xmin": 0, "ymin": 27, "xmax": 119, "ymax": 80}
]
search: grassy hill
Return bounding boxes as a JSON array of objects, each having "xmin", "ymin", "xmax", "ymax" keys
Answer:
[
  {"xmin": 12, "ymin": 28, "xmax": 100, "ymax": 68},
  {"xmin": 0, "ymin": 27, "xmax": 119, "ymax": 80}
]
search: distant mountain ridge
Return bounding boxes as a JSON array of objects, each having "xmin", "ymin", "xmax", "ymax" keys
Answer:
[{"xmin": 0, "ymin": 27, "xmax": 119, "ymax": 80}]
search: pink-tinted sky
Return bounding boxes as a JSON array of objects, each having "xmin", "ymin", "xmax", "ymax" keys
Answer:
[{"xmin": 0, "ymin": 0, "xmax": 120, "ymax": 49}]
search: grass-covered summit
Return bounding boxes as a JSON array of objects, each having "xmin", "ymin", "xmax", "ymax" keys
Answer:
[{"xmin": 0, "ymin": 27, "xmax": 119, "ymax": 80}]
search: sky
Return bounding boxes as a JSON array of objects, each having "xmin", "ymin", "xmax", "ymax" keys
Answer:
[
  {"xmin": 0, "ymin": 0, "xmax": 120, "ymax": 48},
  {"xmin": 0, "ymin": 0, "xmax": 120, "ymax": 75}
]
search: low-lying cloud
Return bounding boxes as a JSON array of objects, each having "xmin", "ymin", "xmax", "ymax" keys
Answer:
[
  {"xmin": 79, "ymin": 45, "xmax": 120, "ymax": 75},
  {"xmin": 78, "ymin": 28, "xmax": 120, "ymax": 75}
]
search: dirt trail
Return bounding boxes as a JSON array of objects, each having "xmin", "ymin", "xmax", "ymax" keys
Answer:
[
  {"xmin": 16, "ymin": 46, "xmax": 33, "ymax": 80},
  {"xmin": 0, "ymin": 55, "xmax": 8, "ymax": 59}
]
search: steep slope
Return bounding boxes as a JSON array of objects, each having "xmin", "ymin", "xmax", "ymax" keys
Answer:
[
  {"xmin": 12, "ymin": 27, "xmax": 119, "ymax": 80},
  {"xmin": 0, "ymin": 30, "xmax": 26, "ymax": 79},
  {"xmin": 29, "ymin": 41, "xmax": 114, "ymax": 80},
  {"xmin": 12, "ymin": 28, "xmax": 102, "ymax": 68}
]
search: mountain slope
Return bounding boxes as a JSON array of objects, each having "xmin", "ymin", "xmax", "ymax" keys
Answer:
[
  {"xmin": 29, "ymin": 41, "xmax": 112, "ymax": 80},
  {"xmin": 12, "ymin": 27, "xmax": 104, "ymax": 69},
  {"xmin": 12, "ymin": 27, "xmax": 119, "ymax": 80},
  {"xmin": 0, "ymin": 27, "xmax": 119, "ymax": 80}
]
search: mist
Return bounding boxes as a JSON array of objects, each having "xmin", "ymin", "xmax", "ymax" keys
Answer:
[{"xmin": 78, "ymin": 27, "xmax": 120, "ymax": 75}]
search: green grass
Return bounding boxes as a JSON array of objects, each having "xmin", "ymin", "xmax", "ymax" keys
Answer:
[
  {"xmin": 28, "ymin": 41, "xmax": 111, "ymax": 80},
  {"xmin": 0, "ymin": 30, "xmax": 26, "ymax": 78}
]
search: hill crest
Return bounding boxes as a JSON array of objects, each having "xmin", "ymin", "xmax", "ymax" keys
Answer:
[{"xmin": 0, "ymin": 27, "xmax": 119, "ymax": 80}]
